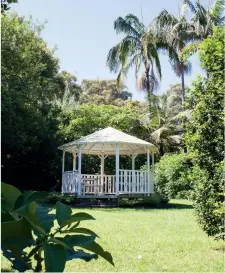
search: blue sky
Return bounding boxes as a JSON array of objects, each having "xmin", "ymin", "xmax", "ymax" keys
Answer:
[{"xmin": 13, "ymin": 0, "xmax": 208, "ymax": 101}]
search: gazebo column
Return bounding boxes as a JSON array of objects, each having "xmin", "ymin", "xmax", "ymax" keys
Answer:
[
  {"xmin": 62, "ymin": 150, "xmax": 65, "ymax": 173},
  {"xmin": 132, "ymin": 154, "xmax": 136, "ymax": 170},
  {"xmin": 132, "ymin": 154, "xmax": 137, "ymax": 193},
  {"xmin": 77, "ymin": 146, "xmax": 83, "ymax": 196},
  {"xmin": 147, "ymin": 150, "xmax": 150, "ymax": 195},
  {"xmin": 152, "ymin": 153, "xmax": 155, "ymax": 193},
  {"xmin": 115, "ymin": 144, "xmax": 120, "ymax": 195},
  {"xmin": 73, "ymin": 153, "xmax": 77, "ymax": 171},
  {"xmin": 100, "ymin": 155, "xmax": 105, "ymax": 193},
  {"xmin": 62, "ymin": 150, "xmax": 65, "ymax": 193}
]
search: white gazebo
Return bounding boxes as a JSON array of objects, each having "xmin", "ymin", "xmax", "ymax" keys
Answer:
[{"xmin": 58, "ymin": 127, "xmax": 157, "ymax": 198}]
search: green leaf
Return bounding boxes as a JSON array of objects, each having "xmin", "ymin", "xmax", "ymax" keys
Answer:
[
  {"xmin": 16, "ymin": 202, "xmax": 46, "ymax": 236},
  {"xmin": 15, "ymin": 190, "xmax": 37, "ymax": 209},
  {"xmin": 1, "ymin": 217, "xmax": 33, "ymax": 242},
  {"xmin": 44, "ymin": 243, "xmax": 66, "ymax": 272},
  {"xmin": 64, "ymin": 227, "xmax": 99, "ymax": 238},
  {"xmin": 35, "ymin": 205, "xmax": 55, "ymax": 233},
  {"xmin": 61, "ymin": 212, "xmax": 95, "ymax": 228},
  {"xmin": 49, "ymin": 237, "xmax": 74, "ymax": 252},
  {"xmin": 56, "ymin": 201, "xmax": 72, "ymax": 226},
  {"xmin": 80, "ymin": 241, "xmax": 114, "ymax": 266},
  {"xmin": 1, "ymin": 182, "xmax": 21, "ymax": 209},
  {"xmin": 1, "ymin": 217, "xmax": 34, "ymax": 261},
  {"xmin": 16, "ymin": 202, "xmax": 55, "ymax": 235},
  {"xmin": 65, "ymin": 234, "xmax": 96, "ymax": 246}
]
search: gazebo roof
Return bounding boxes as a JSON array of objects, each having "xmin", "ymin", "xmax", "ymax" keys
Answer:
[{"xmin": 58, "ymin": 127, "xmax": 157, "ymax": 155}]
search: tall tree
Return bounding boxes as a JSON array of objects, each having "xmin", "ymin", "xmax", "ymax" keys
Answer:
[
  {"xmin": 79, "ymin": 79, "xmax": 132, "ymax": 106},
  {"xmin": 180, "ymin": 0, "xmax": 225, "ymax": 64},
  {"xmin": 1, "ymin": 14, "xmax": 62, "ymax": 190},
  {"xmin": 106, "ymin": 14, "xmax": 161, "ymax": 107},
  {"xmin": 148, "ymin": 84, "xmax": 183, "ymax": 155},
  {"xmin": 146, "ymin": 9, "xmax": 195, "ymax": 104},
  {"xmin": 185, "ymin": 27, "xmax": 224, "ymax": 239}
]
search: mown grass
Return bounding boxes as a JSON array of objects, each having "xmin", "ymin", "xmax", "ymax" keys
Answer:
[{"xmin": 2, "ymin": 200, "xmax": 224, "ymax": 272}]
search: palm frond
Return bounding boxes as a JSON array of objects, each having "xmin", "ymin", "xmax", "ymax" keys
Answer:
[
  {"xmin": 114, "ymin": 15, "xmax": 145, "ymax": 38},
  {"xmin": 172, "ymin": 109, "xmax": 192, "ymax": 120},
  {"xmin": 182, "ymin": 0, "xmax": 197, "ymax": 13},
  {"xmin": 106, "ymin": 36, "xmax": 141, "ymax": 72},
  {"xmin": 151, "ymin": 126, "xmax": 171, "ymax": 143},
  {"xmin": 124, "ymin": 14, "xmax": 146, "ymax": 34},
  {"xmin": 147, "ymin": 43, "xmax": 162, "ymax": 79},
  {"xmin": 210, "ymin": 0, "xmax": 225, "ymax": 25},
  {"xmin": 154, "ymin": 10, "xmax": 178, "ymax": 29},
  {"xmin": 168, "ymin": 135, "xmax": 182, "ymax": 144},
  {"xmin": 117, "ymin": 53, "xmax": 143, "ymax": 89}
]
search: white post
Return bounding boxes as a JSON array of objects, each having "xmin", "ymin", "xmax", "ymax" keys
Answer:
[
  {"xmin": 62, "ymin": 150, "xmax": 65, "ymax": 193},
  {"xmin": 73, "ymin": 153, "xmax": 77, "ymax": 171},
  {"xmin": 147, "ymin": 150, "xmax": 150, "ymax": 194},
  {"xmin": 78, "ymin": 146, "xmax": 82, "ymax": 196},
  {"xmin": 132, "ymin": 154, "xmax": 136, "ymax": 193},
  {"xmin": 62, "ymin": 150, "xmax": 65, "ymax": 173},
  {"xmin": 100, "ymin": 154, "xmax": 105, "ymax": 193},
  {"xmin": 152, "ymin": 153, "xmax": 155, "ymax": 193},
  {"xmin": 132, "ymin": 154, "xmax": 136, "ymax": 170},
  {"xmin": 115, "ymin": 144, "xmax": 120, "ymax": 195}
]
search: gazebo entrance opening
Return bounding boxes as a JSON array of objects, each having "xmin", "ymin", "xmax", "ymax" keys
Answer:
[{"xmin": 58, "ymin": 127, "xmax": 157, "ymax": 198}]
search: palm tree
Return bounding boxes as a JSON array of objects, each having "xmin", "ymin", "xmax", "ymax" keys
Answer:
[
  {"xmin": 144, "ymin": 9, "xmax": 196, "ymax": 105},
  {"xmin": 180, "ymin": 0, "xmax": 225, "ymax": 63},
  {"xmin": 106, "ymin": 14, "xmax": 161, "ymax": 107},
  {"xmin": 185, "ymin": 0, "xmax": 224, "ymax": 38},
  {"xmin": 148, "ymin": 85, "xmax": 184, "ymax": 155}
]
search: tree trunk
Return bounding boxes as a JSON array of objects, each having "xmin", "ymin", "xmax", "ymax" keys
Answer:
[
  {"xmin": 145, "ymin": 67, "xmax": 151, "ymax": 113},
  {"xmin": 181, "ymin": 62, "xmax": 185, "ymax": 106},
  {"xmin": 159, "ymin": 142, "xmax": 164, "ymax": 156}
]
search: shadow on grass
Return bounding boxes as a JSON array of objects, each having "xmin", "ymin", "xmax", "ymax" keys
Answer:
[
  {"xmin": 112, "ymin": 203, "xmax": 193, "ymax": 210},
  {"xmin": 69, "ymin": 201, "xmax": 194, "ymax": 211}
]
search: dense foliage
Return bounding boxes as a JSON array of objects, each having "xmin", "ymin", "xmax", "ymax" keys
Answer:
[
  {"xmin": 80, "ymin": 79, "xmax": 132, "ymax": 106},
  {"xmin": 185, "ymin": 27, "xmax": 224, "ymax": 239},
  {"xmin": 154, "ymin": 153, "xmax": 193, "ymax": 199},
  {"xmin": 1, "ymin": 182, "xmax": 113, "ymax": 272},
  {"xmin": 1, "ymin": 14, "xmax": 64, "ymax": 191}
]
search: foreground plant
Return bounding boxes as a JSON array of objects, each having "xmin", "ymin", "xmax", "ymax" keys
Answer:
[{"xmin": 1, "ymin": 182, "xmax": 114, "ymax": 272}]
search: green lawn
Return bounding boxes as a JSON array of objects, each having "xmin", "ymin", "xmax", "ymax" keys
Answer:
[{"xmin": 2, "ymin": 200, "xmax": 224, "ymax": 272}]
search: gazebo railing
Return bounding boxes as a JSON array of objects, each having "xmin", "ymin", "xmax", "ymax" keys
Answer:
[
  {"xmin": 119, "ymin": 169, "xmax": 150, "ymax": 194},
  {"xmin": 62, "ymin": 170, "xmax": 153, "ymax": 195},
  {"xmin": 81, "ymin": 174, "xmax": 116, "ymax": 195},
  {"xmin": 62, "ymin": 171, "xmax": 77, "ymax": 193}
]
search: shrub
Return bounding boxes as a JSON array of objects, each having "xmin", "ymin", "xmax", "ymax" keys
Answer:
[
  {"xmin": 1, "ymin": 182, "xmax": 114, "ymax": 272},
  {"xmin": 189, "ymin": 164, "xmax": 224, "ymax": 240},
  {"xmin": 154, "ymin": 152, "xmax": 193, "ymax": 199},
  {"xmin": 184, "ymin": 27, "xmax": 224, "ymax": 239}
]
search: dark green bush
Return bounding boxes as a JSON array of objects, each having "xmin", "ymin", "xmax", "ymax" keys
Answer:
[
  {"xmin": 184, "ymin": 28, "xmax": 224, "ymax": 239},
  {"xmin": 189, "ymin": 164, "xmax": 224, "ymax": 239},
  {"xmin": 28, "ymin": 191, "xmax": 76, "ymax": 205},
  {"xmin": 118, "ymin": 193, "xmax": 168, "ymax": 207},
  {"xmin": 154, "ymin": 152, "xmax": 193, "ymax": 199}
]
